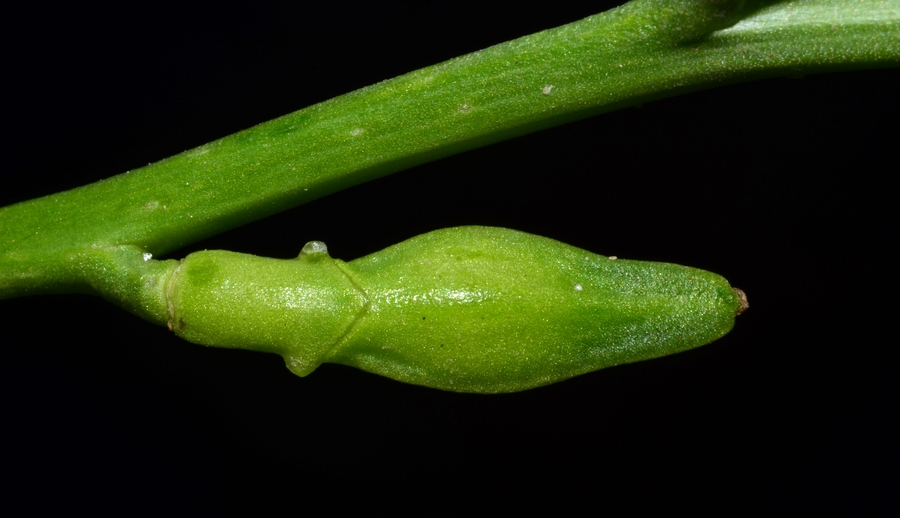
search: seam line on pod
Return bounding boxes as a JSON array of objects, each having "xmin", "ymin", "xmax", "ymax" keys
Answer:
[
  {"xmin": 325, "ymin": 260, "xmax": 370, "ymax": 357},
  {"xmin": 164, "ymin": 259, "xmax": 184, "ymax": 332}
]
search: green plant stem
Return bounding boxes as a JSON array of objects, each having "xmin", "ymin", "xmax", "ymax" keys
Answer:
[{"xmin": 2, "ymin": 0, "xmax": 897, "ymax": 303}]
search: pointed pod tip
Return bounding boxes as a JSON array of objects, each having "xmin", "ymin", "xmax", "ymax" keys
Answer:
[{"xmin": 733, "ymin": 287, "xmax": 749, "ymax": 316}]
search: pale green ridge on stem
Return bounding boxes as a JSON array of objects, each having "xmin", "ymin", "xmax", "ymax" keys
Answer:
[
  {"xmin": 165, "ymin": 227, "xmax": 740, "ymax": 393},
  {"xmin": 1, "ymin": 0, "xmax": 897, "ymax": 300}
]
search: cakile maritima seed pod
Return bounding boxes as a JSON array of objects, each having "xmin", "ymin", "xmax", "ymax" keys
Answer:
[{"xmin": 166, "ymin": 226, "xmax": 744, "ymax": 393}]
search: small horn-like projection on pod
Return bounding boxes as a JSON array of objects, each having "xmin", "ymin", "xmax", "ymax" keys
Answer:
[{"xmin": 166, "ymin": 227, "xmax": 744, "ymax": 393}]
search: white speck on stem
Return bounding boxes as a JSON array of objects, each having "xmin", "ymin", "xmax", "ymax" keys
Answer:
[
  {"xmin": 609, "ymin": 256, "xmax": 617, "ymax": 260},
  {"xmin": 542, "ymin": 85, "xmax": 554, "ymax": 95},
  {"xmin": 574, "ymin": 284, "xmax": 583, "ymax": 291},
  {"xmin": 350, "ymin": 128, "xmax": 365, "ymax": 137},
  {"xmin": 142, "ymin": 253, "xmax": 153, "ymax": 262}
]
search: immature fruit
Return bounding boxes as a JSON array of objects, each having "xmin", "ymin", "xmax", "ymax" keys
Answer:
[{"xmin": 168, "ymin": 226, "xmax": 743, "ymax": 393}]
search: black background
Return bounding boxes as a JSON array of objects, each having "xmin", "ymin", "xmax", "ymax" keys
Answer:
[{"xmin": 2, "ymin": 1, "xmax": 897, "ymax": 513}]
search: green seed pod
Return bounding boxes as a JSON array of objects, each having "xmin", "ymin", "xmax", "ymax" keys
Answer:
[{"xmin": 168, "ymin": 226, "xmax": 744, "ymax": 393}]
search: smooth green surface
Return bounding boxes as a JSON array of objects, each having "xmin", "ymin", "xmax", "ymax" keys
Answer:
[
  {"xmin": 168, "ymin": 227, "xmax": 739, "ymax": 393},
  {"xmin": 335, "ymin": 227, "xmax": 739, "ymax": 393},
  {"xmin": 2, "ymin": 0, "xmax": 897, "ymax": 300}
]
